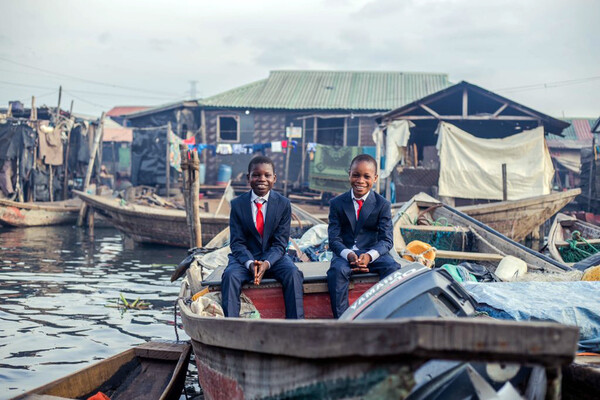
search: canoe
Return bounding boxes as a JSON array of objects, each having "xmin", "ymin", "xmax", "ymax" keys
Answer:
[
  {"xmin": 548, "ymin": 213, "xmax": 600, "ymax": 265},
  {"xmin": 177, "ymin": 277, "xmax": 579, "ymax": 400},
  {"xmin": 457, "ymin": 188, "xmax": 581, "ymax": 242},
  {"xmin": 75, "ymin": 190, "xmax": 229, "ymax": 247},
  {"xmin": 0, "ymin": 198, "xmax": 81, "ymax": 227},
  {"xmin": 13, "ymin": 341, "xmax": 191, "ymax": 400},
  {"xmin": 394, "ymin": 192, "xmax": 571, "ymax": 274}
]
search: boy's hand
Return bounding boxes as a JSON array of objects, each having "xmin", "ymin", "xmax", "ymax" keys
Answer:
[
  {"xmin": 347, "ymin": 252, "xmax": 358, "ymax": 264},
  {"xmin": 253, "ymin": 260, "xmax": 269, "ymax": 285},
  {"xmin": 352, "ymin": 253, "xmax": 372, "ymax": 273}
]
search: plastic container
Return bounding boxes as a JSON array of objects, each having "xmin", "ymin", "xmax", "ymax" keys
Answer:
[
  {"xmin": 199, "ymin": 163, "xmax": 206, "ymax": 185},
  {"xmin": 495, "ymin": 255, "xmax": 527, "ymax": 282},
  {"xmin": 217, "ymin": 164, "xmax": 232, "ymax": 185}
]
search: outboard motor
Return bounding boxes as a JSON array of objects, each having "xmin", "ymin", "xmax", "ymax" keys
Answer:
[{"xmin": 340, "ymin": 262, "xmax": 476, "ymax": 320}]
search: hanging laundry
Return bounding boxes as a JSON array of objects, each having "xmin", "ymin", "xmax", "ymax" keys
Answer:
[
  {"xmin": 37, "ymin": 123, "xmax": 64, "ymax": 165},
  {"xmin": 188, "ymin": 144, "xmax": 216, "ymax": 155},
  {"xmin": 232, "ymin": 144, "xmax": 248, "ymax": 154},
  {"xmin": 169, "ymin": 130, "xmax": 184, "ymax": 172},
  {"xmin": 216, "ymin": 144, "xmax": 233, "ymax": 155},
  {"xmin": 271, "ymin": 141, "xmax": 283, "ymax": 152}
]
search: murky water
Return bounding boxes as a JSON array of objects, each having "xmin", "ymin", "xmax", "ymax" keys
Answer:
[{"xmin": 0, "ymin": 225, "xmax": 201, "ymax": 399}]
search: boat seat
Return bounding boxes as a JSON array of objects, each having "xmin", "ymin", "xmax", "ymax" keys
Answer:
[{"xmin": 203, "ymin": 261, "xmax": 379, "ymax": 294}]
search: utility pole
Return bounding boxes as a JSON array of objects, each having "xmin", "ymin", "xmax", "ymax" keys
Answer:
[{"xmin": 189, "ymin": 80, "xmax": 198, "ymax": 99}]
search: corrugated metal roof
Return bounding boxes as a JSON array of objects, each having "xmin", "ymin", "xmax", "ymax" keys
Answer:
[
  {"xmin": 106, "ymin": 106, "xmax": 150, "ymax": 117},
  {"xmin": 199, "ymin": 70, "xmax": 452, "ymax": 111},
  {"xmin": 547, "ymin": 118, "xmax": 595, "ymax": 149}
]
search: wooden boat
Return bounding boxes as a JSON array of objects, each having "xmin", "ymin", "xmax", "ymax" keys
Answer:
[
  {"xmin": 562, "ymin": 353, "xmax": 600, "ymax": 400},
  {"xmin": 75, "ymin": 190, "xmax": 229, "ymax": 247},
  {"xmin": 0, "ymin": 198, "xmax": 81, "ymax": 227},
  {"xmin": 394, "ymin": 192, "xmax": 571, "ymax": 274},
  {"xmin": 178, "ymin": 277, "xmax": 579, "ymax": 400},
  {"xmin": 13, "ymin": 341, "xmax": 191, "ymax": 400},
  {"xmin": 457, "ymin": 188, "xmax": 581, "ymax": 242},
  {"xmin": 548, "ymin": 213, "xmax": 600, "ymax": 265}
]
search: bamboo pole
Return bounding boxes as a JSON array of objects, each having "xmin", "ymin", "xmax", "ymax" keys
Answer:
[
  {"xmin": 190, "ymin": 150, "xmax": 202, "ymax": 248},
  {"xmin": 502, "ymin": 163, "xmax": 508, "ymax": 201},
  {"xmin": 49, "ymin": 166, "xmax": 53, "ymax": 202},
  {"xmin": 300, "ymin": 118, "xmax": 306, "ymax": 185},
  {"xmin": 77, "ymin": 112, "xmax": 105, "ymax": 226},
  {"xmin": 62, "ymin": 100, "xmax": 74, "ymax": 200}
]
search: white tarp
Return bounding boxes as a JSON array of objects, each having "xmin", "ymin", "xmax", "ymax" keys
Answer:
[
  {"xmin": 373, "ymin": 119, "xmax": 413, "ymax": 179},
  {"xmin": 436, "ymin": 122, "xmax": 554, "ymax": 200}
]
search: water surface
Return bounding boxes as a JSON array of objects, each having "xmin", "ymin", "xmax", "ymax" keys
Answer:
[{"xmin": 0, "ymin": 225, "xmax": 198, "ymax": 399}]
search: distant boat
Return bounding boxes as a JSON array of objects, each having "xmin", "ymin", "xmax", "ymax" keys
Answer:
[
  {"xmin": 548, "ymin": 213, "xmax": 600, "ymax": 266},
  {"xmin": 13, "ymin": 341, "xmax": 191, "ymax": 400},
  {"xmin": 0, "ymin": 198, "xmax": 81, "ymax": 227},
  {"xmin": 457, "ymin": 188, "xmax": 581, "ymax": 242},
  {"xmin": 394, "ymin": 192, "xmax": 571, "ymax": 274},
  {"xmin": 74, "ymin": 190, "xmax": 229, "ymax": 247}
]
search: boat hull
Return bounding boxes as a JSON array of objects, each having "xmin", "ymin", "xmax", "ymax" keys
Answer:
[
  {"xmin": 0, "ymin": 199, "xmax": 80, "ymax": 227},
  {"xmin": 14, "ymin": 341, "xmax": 191, "ymax": 400},
  {"xmin": 458, "ymin": 189, "xmax": 581, "ymax": 242},
  {"xmin": 75, "ymin": 191, "xmax": 228, "ymax": 247},
  {"xmin": 548, "ymin": 213, "xmax": 600, "ymax": 265}
]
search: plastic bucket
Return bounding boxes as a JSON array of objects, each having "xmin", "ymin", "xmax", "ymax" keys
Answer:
[
  {"xmin": 217, "ymin": 164, "xmax": 232, "ymax": 185},
  {"xmin": 199, "ymin": 163, "xmax": 206, "ymax": 185}
]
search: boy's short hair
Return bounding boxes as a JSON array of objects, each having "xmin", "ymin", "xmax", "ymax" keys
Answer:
[
  {"xmin": 349, "ymin": 154, "xmax": 377, "ymax": 172},
  {"xmin": 248, "ymin": 155, "xmax": 276, "ymax": 173}
]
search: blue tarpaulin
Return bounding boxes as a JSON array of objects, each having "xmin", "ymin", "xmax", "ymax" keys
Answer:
[{"xmin": 463, "ymin": 281, "xmax": 600, "ymax": 352}]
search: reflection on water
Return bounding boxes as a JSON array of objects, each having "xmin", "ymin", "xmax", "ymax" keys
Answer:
[{"xmin": 0, "ymin": 225, "xmax": 199, "ymax": 399}]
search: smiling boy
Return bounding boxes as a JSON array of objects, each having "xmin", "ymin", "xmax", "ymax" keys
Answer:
[
  {"xmin": 221, "ymin": 156, "xmax": 304, "ymax": 319},
  {"xmin": 326, "ymin": 154, "xmax": 401, "ymax": 318}
]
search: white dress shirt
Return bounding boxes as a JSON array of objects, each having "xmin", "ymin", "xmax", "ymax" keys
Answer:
[
  {"xmin": 245, "ymin": 190, "xmax": 271, "ymax": 270},
  {"xmin": 340, "ymin": 190, "xmax": 380, "ymax": 263}
]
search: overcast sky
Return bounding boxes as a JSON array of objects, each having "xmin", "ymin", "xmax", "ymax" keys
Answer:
[{"xmin": 1, "ymin": 0, "xmax": 598, "ymax": 118}]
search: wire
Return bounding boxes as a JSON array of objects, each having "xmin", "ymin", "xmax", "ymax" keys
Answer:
[
  {"xmin": 0, "ymin": 56, "xmax": 182, "ymax": 97},
  {"xmin": 495, "ymin": 75, "xmax": 600, "ymax": 93}
]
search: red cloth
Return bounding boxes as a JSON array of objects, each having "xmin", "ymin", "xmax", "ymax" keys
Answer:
[
  {"xmin": 255, "ymin": 201, "xmax": 264, "ymax": 237},
  {"xmin": 88, "ymin": 392, "xmax": 110, "ymax": 400},
  {"xmin": 355, "ymin": 199, "xmax": 364, "ymax": 220},
  {"xmin": 182, "ymin": 136, "xmax": 196, "ymax": 145}
]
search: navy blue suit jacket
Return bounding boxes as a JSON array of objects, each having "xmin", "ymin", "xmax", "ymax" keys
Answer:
[
  {"xmin": 229, "ymin": 190, "xmax": 291, "ymax": 267},
  {"xmin": 328, "ymin": 190, "xmax": 394, "ymax": 258}
]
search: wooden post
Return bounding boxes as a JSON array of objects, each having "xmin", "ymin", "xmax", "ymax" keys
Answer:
[
  {"xmin": 214, "ymin": 179, "xmax": 231, "ymax": 216},
  {"xmin": 180, "ymin": 145, "xmax": 194, "ymax": 248},
  {"xmin": 502, "ymin": 163, "xmax": 508, "ymax": 201},
  {"xmin": 30, "ymin": 96, "xmax": 36, "ymax": 121},
  {"xmin": 62, "ymin": 100, "xmax": 74, "ymax": 200},
  {"xmin": 190, "ymin": 151, "xmax": 202, "ymax": 248},
  {"xmin": 55, "ymin": 85, "xmax": 62, "ymax": 122},
  {"xmin": 200, "ymin": 108, "xmax": 207, "ymax": 166},
  {"xmin": 587, "ymin": 135, "xmax": 596, "ymax": 212},
  {"xmin": 375, "ymin": 127, "xmax": 382, "ymax": 193},
  {"xmin": 166, "ymin": 122, "xmax": 171, "ymax": 199},
  {"xmin": 49, "ymin": 166, "xmax": 54, "ymax": 202},
  {"xmin": 111, "ymin": 142, "xmax": 117, "ymax": 178},
  {"xmin": 300, "ymin": 118, "xmax": 306, "ymax": 185},
  {"xmin": 77, "ymin": 112, "xmax": 105, "ymax": 226},
  {"xmin": 283, "ymin": 124, "xmax": 292, "ymax": 196}
]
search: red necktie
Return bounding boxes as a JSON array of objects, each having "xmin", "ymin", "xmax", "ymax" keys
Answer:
[
  {"xmin": 355, "ymin": 199, "xmax": 364, "ymax": 220},
  {"xmin": 255, "ymin": 200, "xmax": 264, "ymax": 237}
]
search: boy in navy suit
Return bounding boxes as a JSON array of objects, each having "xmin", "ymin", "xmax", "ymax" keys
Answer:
[
  {"xmin": 327, "ymin": 154, "xmax": 401, "ymax": 318},
  {"xmin": 221, "ymin": 156, "xmax": 304, "ymax": 319}
]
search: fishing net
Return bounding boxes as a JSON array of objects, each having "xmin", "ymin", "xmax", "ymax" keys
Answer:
[
  {"xmin": 400, "ymin": 228, "xmax": 473, "ymax": 253},
  {"xmin": 557, "ymin": 230, "xmax": 600, "ymax": 263}
]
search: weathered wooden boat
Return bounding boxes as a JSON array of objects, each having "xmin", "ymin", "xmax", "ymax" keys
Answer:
[
  {"xmin": 457, "ymin": 188, "xmax": 581, "ymax": 242},
  {"xmin": 75, "ymin": 190, "xmax": 229, "ymax": 247},
  {"xmin": 13, "ymin": 341, "xmax": 191, "ymax": 400},
  {"xmin": 0, "ymin": 198, "xmax": 81, "ymax": 227},
  {"xmin": 548, "ymin": 213, "xmax": 600, "ymax": 265},
  {"xmin": 562, "ymin": 353, "xmax": 600, "ymax": 400},
  {"xmin": 394, "ymin": 193, "xmax": 571, "ymax": 274},
  {"xmin": 178, "ymin": 276, "xmax": 579, "ymax": 400}
]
